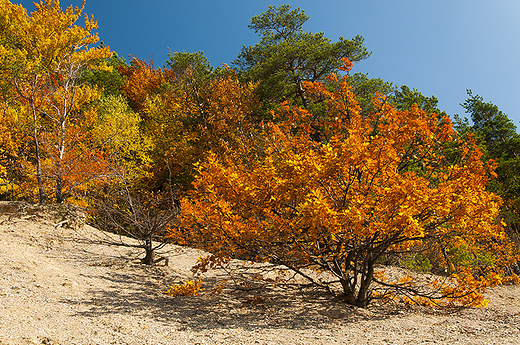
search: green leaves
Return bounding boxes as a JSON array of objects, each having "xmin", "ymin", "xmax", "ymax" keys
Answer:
[
  {"xmin": 234, "ymin": 4, "xmax": 371, "ymax": 114},
  {"xmin": 456, "ymin": 90, "xmax": 520, "ymax": 225},
  {"xmin": 248, "ymin": 4, "xmax": 308, "ymax": 40}
]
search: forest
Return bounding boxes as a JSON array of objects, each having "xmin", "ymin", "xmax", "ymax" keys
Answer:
[{"xmin": 1, "ymin": 0, "xmax": 519, "ymax": 308}]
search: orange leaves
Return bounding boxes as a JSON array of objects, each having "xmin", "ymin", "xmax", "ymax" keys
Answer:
[
  {"xmin": 134, "ymin": 63, "xmax": 259, "ymax": 190},
  {"xmin": 119, "ymin": 58, "xmax": 166, "ymax": 114},
  {"xmin": 339, "ymin": 57, "xmax": 354, "ymax": 72},
  {"xmin": 437, "ymin": 270, "xmax": 497, "ymax": 308}
]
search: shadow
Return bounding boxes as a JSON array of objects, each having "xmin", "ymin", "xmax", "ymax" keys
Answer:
[
  {"xmin": 46, "ymin": 225, "xmax": 409, "ymax": 331},
  {"xmin": 59, "ymin": 262, "xmax": 402, "ymax": 332}
]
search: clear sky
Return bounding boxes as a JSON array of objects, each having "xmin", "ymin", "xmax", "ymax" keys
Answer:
[{"xmin": 16, "ymin": 0, "xmax": 520, "ymax": 125}]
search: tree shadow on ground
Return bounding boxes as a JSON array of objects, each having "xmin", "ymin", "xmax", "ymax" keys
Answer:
[
  {"xmin": 50, "ymin": 226, "xmax": 435, "ymax": 332},
  {"xmin": 60, "ymin": 261, "xmax": 405, "ymax": 332}
]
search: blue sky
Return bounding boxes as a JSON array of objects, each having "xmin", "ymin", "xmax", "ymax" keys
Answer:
[{"xmin": 17, "ymin": 0, "xmax": 520, "ymax": 125}]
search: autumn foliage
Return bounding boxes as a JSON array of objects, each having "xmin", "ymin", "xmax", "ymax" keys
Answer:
[
  {"xmin": 125, "ymin": 60, "xmax": 258, "ymax": 190},
  {"xmin": 0, "ymin": 0, "xmax": 112, "ymax": 202},
  {"xmin": 171, "ymin": 61, "xmax": 517, "ymax": 307},
  {"xmin": 0, "ymin": 1, "xmax": 518, "ymax": 309},
  {"xmin": 164, "ymin": 279, "xmax": 203, "ymax": 297}
]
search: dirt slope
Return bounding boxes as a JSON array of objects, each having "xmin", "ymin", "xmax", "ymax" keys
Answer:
[{"xmin": 0, "ymin": 201, "xmax": 519, "ymax": 344}]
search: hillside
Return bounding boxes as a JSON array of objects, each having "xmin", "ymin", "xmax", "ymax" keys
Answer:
[{"xmin": 0, "ymin": 201, "xmax": 519, "ymax": 345}]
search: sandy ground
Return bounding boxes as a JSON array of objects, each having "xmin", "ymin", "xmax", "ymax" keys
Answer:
[{"xmin": 0, "ymin": 201, "xmax": 519, "ymax": 345}]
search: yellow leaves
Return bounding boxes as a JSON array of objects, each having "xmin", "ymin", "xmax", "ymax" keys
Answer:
[
  {"xmin": 0, "ymin": 0, "xmax": 116, "ymax": 202},
  {"xmin": 93, "ymin": 95, "xmax": 151, "ymax": 172},
  {"xmin": 397, "ymin": 275, "xmax": 413, "ymax": 286},
  {"xmin": 5, "ymin": 0, "xmax": 109, "ymax": 71},
  {"xmin": 164, "ymin": 279, "xmax": 203, "ymax": 297},
  {"xmin": 1, "ymin": 0, "xmax": 111, "ymax": 93}
]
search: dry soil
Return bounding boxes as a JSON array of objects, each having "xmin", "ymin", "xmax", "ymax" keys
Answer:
[{"xmin": 0, "ymin": 201, "xmax": 519, "ymax": 344}]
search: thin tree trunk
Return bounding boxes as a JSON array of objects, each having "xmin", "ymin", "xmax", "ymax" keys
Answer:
[
  {"xmin": 31, "ymin": 104, "xmax": 46, "ymax": 204},
  {"xmin": 55, "ymin": 175, "xmax": 64, "ymax": 203},
  {"xmin": 54, "ymin": 117, "xmax": 67, "ymax": 203},
  {"xmin": 296, "ymin": 79, "xmax": 309, "ymax": 108},
  {"xmin": 356, "ymin": 259, "xmax": 374, "ymax": 308}
]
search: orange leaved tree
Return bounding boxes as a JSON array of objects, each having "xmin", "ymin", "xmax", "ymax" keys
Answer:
[
  {"xmin": 171, "ymin": 60, "xmax": 516, "ymax": 308},
  {"xmin": 124, "ymin": 58, "xmax": 258, "ymax": 191},
  {"xmin": 118, "ymin": 57, "xmax": 166, "ymax": 115}
]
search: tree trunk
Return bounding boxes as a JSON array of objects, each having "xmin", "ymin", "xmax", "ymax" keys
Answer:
[
  {"xmin": 296, "ymin": 79, "xmax": 309, "ymax": 108},
  {"xmin": 54, "ymin": 116, "xmax": 67, "ymax": 203},
  {"xmin": 141, "ymin": 237, "xmax": 154, "ymax": 265},
  {"xmin": 356, "ymin": 259, "xmax": 374, "ymax": 308},
  {"xmin": 55, "ymin": 175, "xmax": 64, "ymax": 203},
  {"xmin": 34, "ymin": 134, "xmax": 46, "ymax": 204},
  {"xmin": 339, "ymin": 260, "xmax": 374, "ymax": 308},
  {"xmin": 31, "ymin": 105, "xmax": 46, "ymax": 204}
]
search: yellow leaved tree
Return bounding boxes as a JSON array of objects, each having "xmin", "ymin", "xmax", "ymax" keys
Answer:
[
  {"xmin": 171, "ymin": 60, "xmax": 517, "ymax": 308},
  {"xmin": 0, "ymin": 0, "xmax": 112, "ymax": 202}
]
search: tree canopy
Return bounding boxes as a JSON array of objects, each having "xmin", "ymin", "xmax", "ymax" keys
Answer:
[
  {"xmin": 455, "ymin": 91, "xmax": 520, "ymax": 231},
  {"xmin": 171, "ymin": 64, "xmax": 516, "ymax": 307},
  {"xmin": 233, "ymin": 4, "xmax": 371, "ymax": 116},
  {"xmin": 0, "ymin": 0, "xmax": 112, "ymax": 203}
]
